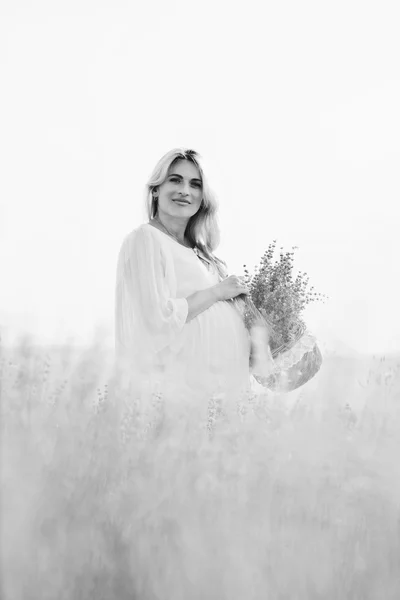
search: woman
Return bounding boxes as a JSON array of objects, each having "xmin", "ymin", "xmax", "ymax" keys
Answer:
[{"xmin": 115, "ymin": 148, "xmax": 266, "ymax": 430}]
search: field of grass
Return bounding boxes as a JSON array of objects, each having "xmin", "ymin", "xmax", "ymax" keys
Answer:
[{"xmin": 1, "ymin": 336, "xmax": 400, "ymax": 599}]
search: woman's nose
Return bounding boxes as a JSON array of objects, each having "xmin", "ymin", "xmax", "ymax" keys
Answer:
[{"xmin": 181, "ymin": 182, "xmax": 190, "ymax": 196}]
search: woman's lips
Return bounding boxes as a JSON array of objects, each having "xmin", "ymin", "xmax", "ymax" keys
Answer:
[{"xmin": 173, "ymin": 199, "xmax": 190, "ymax": 204}]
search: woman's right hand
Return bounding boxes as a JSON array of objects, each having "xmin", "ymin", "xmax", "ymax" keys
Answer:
[{"xmin": 213, "ymin": 275, "xmax": 250, "ymax": 301}]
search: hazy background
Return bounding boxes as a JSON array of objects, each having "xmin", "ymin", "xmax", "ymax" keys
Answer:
[{"xmin": 1, "ymin": 0, "xmax": 399, "ymax": 355}]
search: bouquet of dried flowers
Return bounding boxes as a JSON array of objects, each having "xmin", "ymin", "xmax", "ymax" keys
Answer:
[
  {"xmin": 231, "ymin": 240, "xmax": 327, "ymax": 391},
  {"xmin": 240, "ymin": 240, "xmax": 327, "ymax": 354}
]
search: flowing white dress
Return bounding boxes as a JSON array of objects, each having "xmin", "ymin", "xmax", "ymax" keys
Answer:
[{"xmin": 115, "ymin": 223, "xmax": 253, "ymax": 424}]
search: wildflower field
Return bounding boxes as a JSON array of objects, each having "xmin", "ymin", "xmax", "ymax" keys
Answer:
[{"xmin": 1, "ymin": 337, "xmax": 400, "ymax": 600}]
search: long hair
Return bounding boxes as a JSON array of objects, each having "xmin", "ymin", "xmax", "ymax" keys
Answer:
[{"xmin": 144, "ymin": 148, "xmax": 228, "ymax": 280}]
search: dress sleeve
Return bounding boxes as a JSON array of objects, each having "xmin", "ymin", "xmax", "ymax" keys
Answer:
[{"xmin": 115, "ymin": 227, "xmax": 189, "ymax": 359}]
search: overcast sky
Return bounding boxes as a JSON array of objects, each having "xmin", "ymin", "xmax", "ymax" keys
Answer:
[{"xmin": 1, "ymin": 0, "xmax": 399, "ymax": 355}]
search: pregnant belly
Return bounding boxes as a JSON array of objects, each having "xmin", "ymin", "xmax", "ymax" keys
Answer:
[
  {"xmin": 137, "ymin": 301, "xmax": 252, "ymax": 408},
  {"xmin": 169, "ymin": 301, "xmax": 251, "ymax": 390}
]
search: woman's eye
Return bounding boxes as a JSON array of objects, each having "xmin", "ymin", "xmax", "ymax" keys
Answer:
[{"xmin": 169, "ymin": 177, "xmax": 201, "ymax": 188}]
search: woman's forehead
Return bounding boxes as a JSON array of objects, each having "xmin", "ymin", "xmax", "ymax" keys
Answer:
[{"xmin": 168, "ymin": 159, "xmax": 201, "ymax": 179}]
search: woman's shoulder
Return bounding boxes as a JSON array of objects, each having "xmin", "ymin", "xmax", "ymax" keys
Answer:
[
  {"xmin": 122, "ymin": 222, "xmax": 162, "ymax": 245},
  {"xmin": 117, "ymin": 224, "xmax": 167, "ymax": 276},
  {"xmin": 119, "ymin": 223, "xmax": 169, "ymax": 260}
]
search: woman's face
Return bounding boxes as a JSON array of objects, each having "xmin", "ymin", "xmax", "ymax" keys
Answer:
[{"xmin": 155, "ymin": 159, "xmax": 203, "ymax": 220}]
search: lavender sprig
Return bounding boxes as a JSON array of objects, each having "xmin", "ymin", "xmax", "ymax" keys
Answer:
[{"xmin": 233, "ymin": 241, "xmax": 328, "ymax": 355}]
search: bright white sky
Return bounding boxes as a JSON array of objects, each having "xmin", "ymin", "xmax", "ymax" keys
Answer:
[{"xmin": 1, "ymin": 0, "xmax": 399, "ymax": 355}]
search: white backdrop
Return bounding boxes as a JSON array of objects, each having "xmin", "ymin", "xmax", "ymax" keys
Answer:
[{"xmin": 1, "ymin": 0, "xmax": 399, "ymax": 354}]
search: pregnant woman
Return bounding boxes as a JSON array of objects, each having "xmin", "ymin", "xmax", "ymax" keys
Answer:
[{"xmin": 115, "ymin": 148, "xmax": 269, "ymax": 430}]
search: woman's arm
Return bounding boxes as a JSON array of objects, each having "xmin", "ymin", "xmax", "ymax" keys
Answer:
[
  {"xmin": 185, "ymin": 287, "xmax": 220, "ymax": 322},
  {"xmin": 115, "ymin": 228, "xmax": 189, "ymax": 356},
  {"xmin": 185, "ymin": 275, "xmax": 250, "ymax": 322}
]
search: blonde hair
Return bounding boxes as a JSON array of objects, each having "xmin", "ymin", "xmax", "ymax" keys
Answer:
[{"xmin": 145, "ymin": 147, "xmax": 228, "ymax": 279}]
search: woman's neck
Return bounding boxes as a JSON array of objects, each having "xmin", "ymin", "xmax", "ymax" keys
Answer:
[{"xmin": 152, "ymin": 213, "xmax": 189, "ymax": 244}]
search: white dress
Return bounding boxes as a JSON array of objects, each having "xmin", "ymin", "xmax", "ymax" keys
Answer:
[{"xmin": 115, "ymin": 223, "xmax": 253, "ymax": 421}]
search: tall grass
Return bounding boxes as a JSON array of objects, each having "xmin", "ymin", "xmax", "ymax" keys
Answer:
[{"xmin": 1, "ymin": 337, "xmax": 400, "ymax": 599}]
